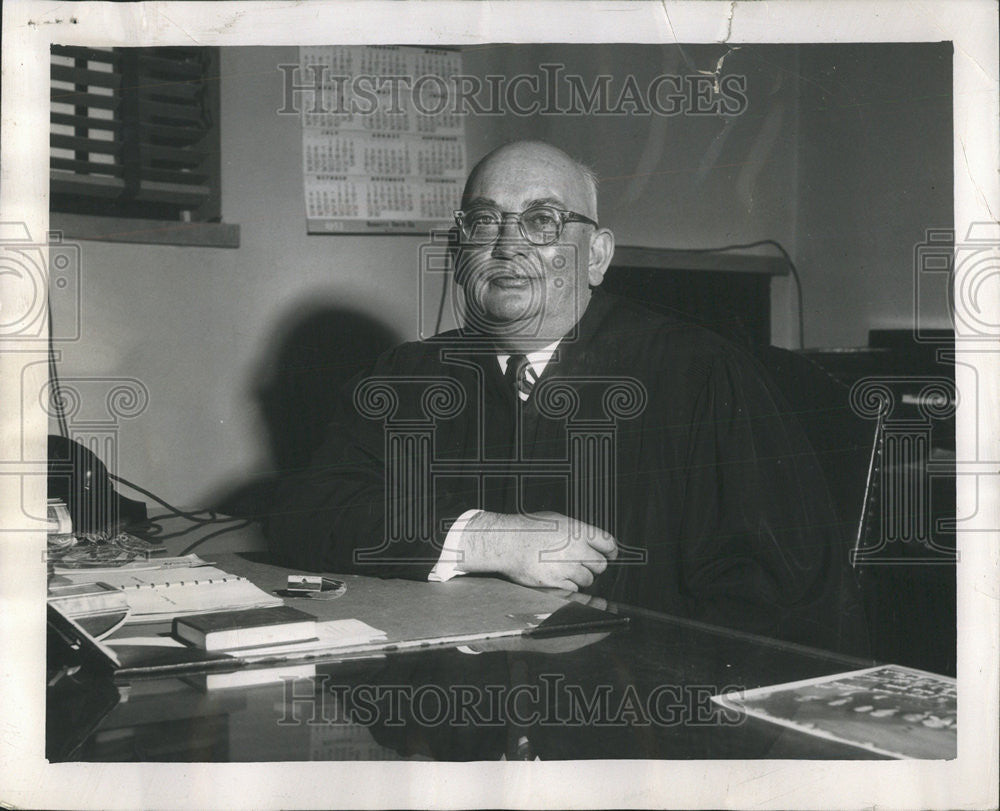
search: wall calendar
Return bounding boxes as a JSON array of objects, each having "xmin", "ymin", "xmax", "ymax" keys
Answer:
[{"xmin": 299, "ymin": 45, "xmax": 466, "ymax": 235}]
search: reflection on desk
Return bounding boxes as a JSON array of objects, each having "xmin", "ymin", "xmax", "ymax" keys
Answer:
[{"xmin": 49, "ymin": 545, "xmax": 883, "ymax": 762}]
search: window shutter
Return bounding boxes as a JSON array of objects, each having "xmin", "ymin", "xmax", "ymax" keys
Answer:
[{"xmin": 50, "ymin": 46, "xmax": 221, "ymax": 222}]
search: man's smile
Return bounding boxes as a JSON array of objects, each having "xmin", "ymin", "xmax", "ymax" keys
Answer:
[
  {"xmin": 488, "ymin": 274, "xmax": 532, "ymax": 289},
  {"xmin": 463, "ymin": 256, "xmax": 543, "ymax": 292}
]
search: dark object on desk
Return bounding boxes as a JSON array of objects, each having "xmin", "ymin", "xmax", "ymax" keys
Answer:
[
  {"xmin": 47, "ymin": 435, "xmax": 148, "ymax": 536},
  {"xmin": 173, "ymin": 605, "xmax": 318, "ymax": 651},
  {"xmin": 46, "ymin": 660, "xmax": 122, "ymax": 761},
  {"xmin": 279, "ymin": 574, "xmax": 346, "ymax": 599},
  {"xmin": 527, "ymin": 599, "xmax": 629, "ymax": 639}
]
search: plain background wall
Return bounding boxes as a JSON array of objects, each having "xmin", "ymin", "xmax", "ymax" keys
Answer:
[
  {"xmin": 50, "ymin": 43, "xmax": 953, "ymax": 509},
  {"xmin": 795, "ymin": 43, "xmax": 953, "ymax": 348}
]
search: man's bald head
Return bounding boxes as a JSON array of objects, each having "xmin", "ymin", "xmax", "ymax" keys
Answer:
[
  {"xmin": 462, "ymin": 140, "xmax": 599, "ymax": 220},
  {"xmin": 453, "ymin": 139, "xmax": 614, "ymax": 349}
]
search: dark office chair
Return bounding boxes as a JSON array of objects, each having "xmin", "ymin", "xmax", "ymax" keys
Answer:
[
  {"xmin": 748, "ymin": 346, "xmax": 885, "ymax": 658},
  {"xmin": 749, "ymin": 345, "xmax": 877, "ymax": 558},
  {"xmin": 751, "ymin": 346, "xmax": 956, "ymax": 675}
]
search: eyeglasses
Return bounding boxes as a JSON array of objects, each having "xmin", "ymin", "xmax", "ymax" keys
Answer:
[{"xmin": 454, "ymin": 205, "xmax": 598, "ymax": 246}]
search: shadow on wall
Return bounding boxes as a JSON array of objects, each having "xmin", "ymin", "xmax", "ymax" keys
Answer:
[{"xmin": 212, "ymin": 303, "xmax": 399, "ymax": 519}]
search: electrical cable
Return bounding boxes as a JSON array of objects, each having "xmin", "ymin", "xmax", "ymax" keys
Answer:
[
  {"xmin": 658, "ymin": 239, "xmax": 805, "ymax": 348},
  {"xmin": 46, "ymin": 298, "xmax": 69, "ymax": 439},
  {"xmin": 108, "ymin": 472, "xmax": 230, "ymax": 524},
  {"xmin": 433, "ymin": 262, "xmax": 450, "ymax": 337},
  {"xmin": 432, "ymin": 227, "xmax": 457, "ymax": 337},
  {"xmin": 145, "ymin": 511, "xmax": 233, "ymax": 524},
  {"xmin": 142, "ymin": 516, "xmax": 247, "ymax": 542},
  {"xmin": 179, "ymin": 520, "xmax": 253, "ymax": 556}
]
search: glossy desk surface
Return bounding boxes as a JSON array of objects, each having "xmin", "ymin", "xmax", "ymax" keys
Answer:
[{"xmin": 48, "ymin": 525, "xmax": 880, "ymax": 762}]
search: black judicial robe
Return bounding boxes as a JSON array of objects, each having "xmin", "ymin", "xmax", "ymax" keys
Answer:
[{"xmin": 268, "ymin": 288, "xmax": 869, "ymax": 655}]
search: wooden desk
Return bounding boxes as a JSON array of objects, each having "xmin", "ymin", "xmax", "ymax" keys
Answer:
[{"xmin": 48, "ymin": 521, "xmax": 881, "ymax": 762}]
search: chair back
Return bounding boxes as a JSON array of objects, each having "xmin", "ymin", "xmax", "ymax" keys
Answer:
[{"xmin": 749, "ymin": 345, "xmax": 879, "ymax": 563}]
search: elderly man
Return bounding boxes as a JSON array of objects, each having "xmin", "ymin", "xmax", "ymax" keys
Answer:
[{"xmin": 268, "ymin": 140, "xmax": 867, "ymax": 654}]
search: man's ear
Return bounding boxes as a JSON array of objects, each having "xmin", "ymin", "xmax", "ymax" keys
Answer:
[{"xmin": 587, "ymin": 227, "xmax": 615, "ymax": 287}]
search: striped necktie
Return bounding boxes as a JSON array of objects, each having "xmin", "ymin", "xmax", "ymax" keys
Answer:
[{"xmin": 504, "ymin": 353, "xmax": 537, "ymax": 399}]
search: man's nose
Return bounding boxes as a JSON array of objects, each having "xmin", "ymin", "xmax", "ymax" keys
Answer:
[{"xmin": 491, "ymin": 217, "xmax": 527, "ymax": 259}]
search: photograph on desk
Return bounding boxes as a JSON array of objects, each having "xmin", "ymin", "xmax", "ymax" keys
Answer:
[
  {"xmin": 713, "ymin": 664, "xmax": 957, "ymax": 760},
  {"xmin": 3, "ymin": 1, "xmax": 998, "ymax": 809}
]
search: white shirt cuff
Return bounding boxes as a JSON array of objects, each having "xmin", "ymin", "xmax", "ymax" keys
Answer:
[{"xmin": 428, "ymin": 509, "xmax": 481, "ymax": 582}]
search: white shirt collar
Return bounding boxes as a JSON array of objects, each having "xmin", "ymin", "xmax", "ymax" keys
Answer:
[{"xmin": 497, "ymin": 340, "xmax": 561, "ymax": 377}]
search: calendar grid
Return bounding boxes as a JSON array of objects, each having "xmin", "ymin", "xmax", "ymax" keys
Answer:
[{"xmin": 300, "ymin": 46, "xmax": 466, "ymax": 234}]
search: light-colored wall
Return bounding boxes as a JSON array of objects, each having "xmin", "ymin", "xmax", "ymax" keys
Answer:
[
  {"xmin": 50, "ymin": 44, "xmax": 951, "ymax": 508},
  {"xmin": 53, "ymin": 46, "xmax": 424, "ymax": 509}
]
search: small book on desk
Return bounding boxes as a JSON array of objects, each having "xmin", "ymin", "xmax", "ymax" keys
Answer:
[
  {"xmin": 100, "ymin": 617, "xmax": 388, "ymax": 684},
  {"xmin": 173, "ymin": 606, "xmax": 317, "ymax": 651},
  {"xmin": 170, "ymin": 616, "xmax": 391, "ymax": 690}
]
